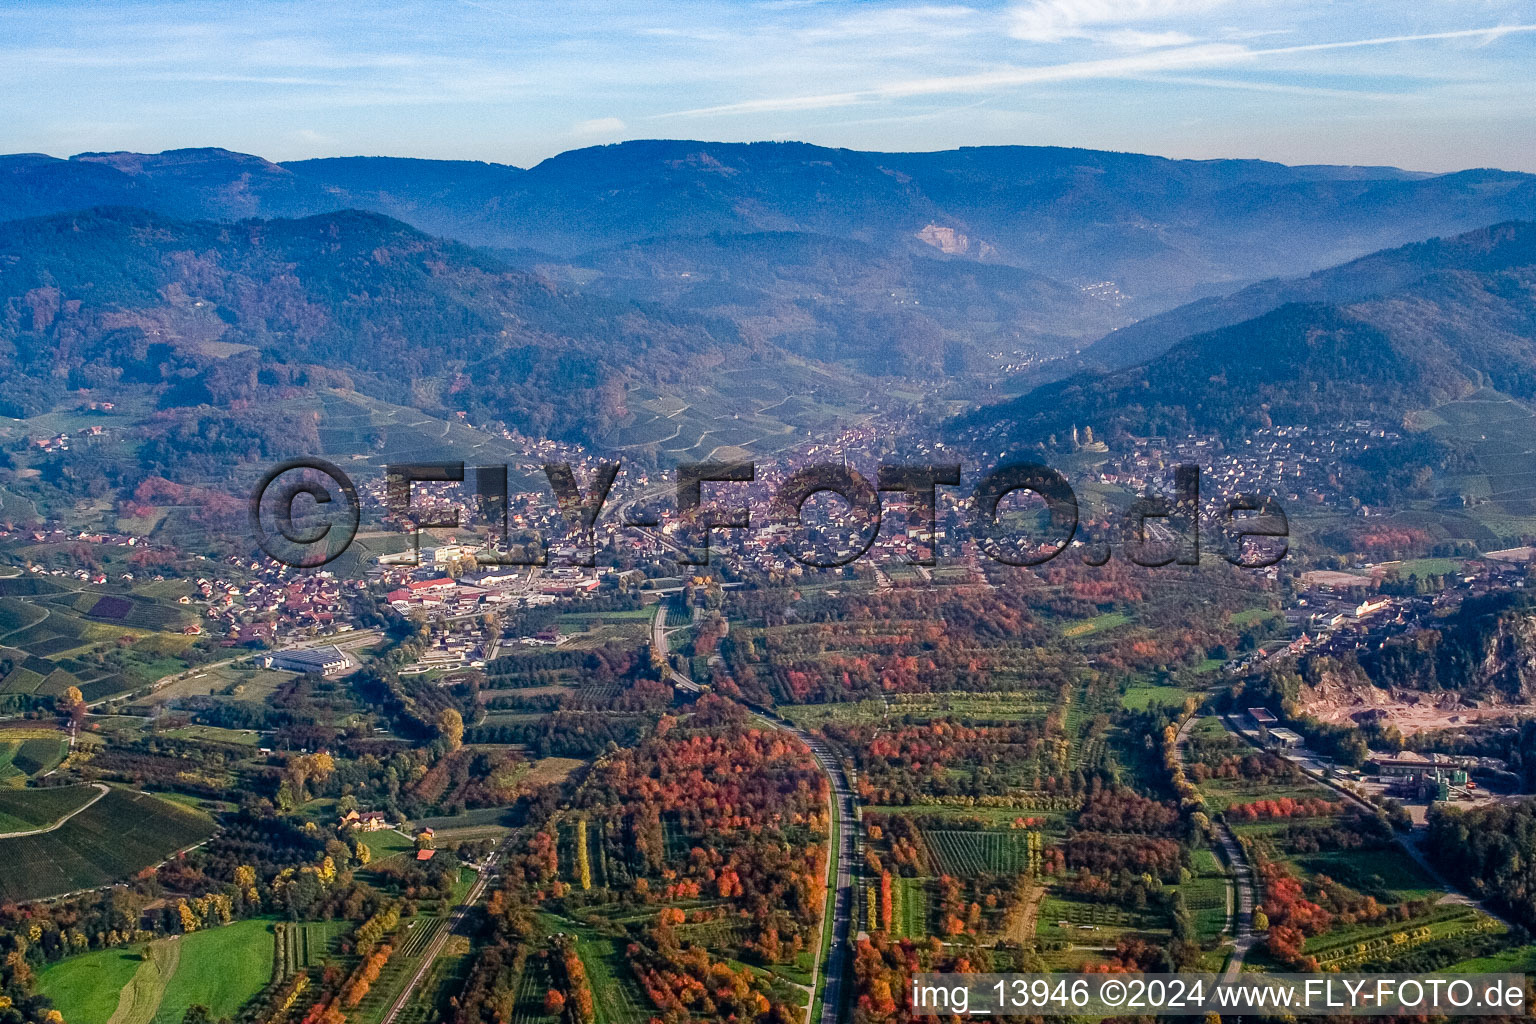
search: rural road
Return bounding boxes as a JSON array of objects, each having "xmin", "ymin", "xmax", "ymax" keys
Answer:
[
  {"xmin": 379, "ymin": 845, "xmax": 501, "ymax": 1024},
  {"xmin": 0, "ymin": 782, "xmax": 108, "ymax": 839},
  {"xmin": 1173, "ymin": 717, "xmax": 1256, "ymax": 980},
  {"xmin": 650, "ymin": 603, "xmax": 856, "ymax": 1024}
]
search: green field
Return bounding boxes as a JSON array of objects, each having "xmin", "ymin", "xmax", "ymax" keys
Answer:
[
  {"xmin": 38, "ymin": 919, "xmax": 273, "ymax": 1024},
  {"xmin": 1036, "ymin": 893, "xmax": 1165, "ymax": 943},
  {"xmin": 1121, "ymin": 684, "xmax": 1196, "ymax": 711},
  {"xmin": 11, "ymin": 735, "xmax": 68, "ymax": 775},
  {"xmin": 0, "ymin": 787, "xmax": 216, "ymax": 901},
  {"xmin": 38, "ymin": 944, "xmax": 146, "ymax": 1024},
  {"xmin": 894, "ymin": 876, "xmax": 929, "ymax": 939},
  {"xmin": 152, "ymin": 920, "xmax": 275, "ymax": 1023}
]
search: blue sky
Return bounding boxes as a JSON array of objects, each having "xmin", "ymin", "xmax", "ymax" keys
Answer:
[{"xmin": 3, "ymin": 0, "xmax": 1535, "ymax": 172}]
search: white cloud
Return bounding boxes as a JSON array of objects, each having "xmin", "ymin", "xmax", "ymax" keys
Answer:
[
  {"xmin": 657, "ymin": 23, "xmax": 1536, "ymax": 119},
  {"xmin": 1101, "ymin": 29, "xmax": 1198, "ymax": 48},
  {"xmin": 1009, "ymin": 0, "xmax": 1231, "ymax": 44},
  {"xmin": 569, "ymin": 116, "xmax": 627, "ymax": 136}
]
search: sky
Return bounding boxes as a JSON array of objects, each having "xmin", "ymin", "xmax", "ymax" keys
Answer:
[{"xmin": 2, "ymin": 0, "xmax": 1535, "ymax": 172}]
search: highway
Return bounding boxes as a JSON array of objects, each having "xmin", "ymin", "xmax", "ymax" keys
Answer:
[
  {"xmin": 800, "ymin": 728, "xmax": 856, "ymax": 1024},
  {"xmin": 650, "ymin": 602, "xmax": 856, "ymax": 1024}
]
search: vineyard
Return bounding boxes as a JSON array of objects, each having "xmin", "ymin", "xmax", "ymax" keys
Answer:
[
  {"xmin": 0, "ymin": 786, "xmax": 215, "ymax": 901},
  {"xmin": 922, "ymin": 829, "xmax": 1037, "ymax": 876},
  {"xmin": 510, "ymin": 957, "xmax": 561, "ymax": 1024},
  {"xmin": 273, "ymin": 921, "xmax": 348, "ymax": 980},
  {"xmin": 1036, "ymin": 895, "xmax": 1159, "ymax": 942}
]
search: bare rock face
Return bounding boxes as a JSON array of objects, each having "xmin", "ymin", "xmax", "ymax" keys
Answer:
[
  {"xmin": 916, "ymin": 223, "xmax": 971, "ymax": 255},
  {"xmin": 1476, "ymin": 612, "xmax": 1536, "ymax": 700}
]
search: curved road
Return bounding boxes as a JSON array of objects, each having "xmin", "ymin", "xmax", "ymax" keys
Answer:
[
  {"xmin": 0, "ymin": 782, "xmax": 109, "ymax": 839},
  {"xmin": 651, "ymin": 603, "xmax": 856, "ymax": 1024}
]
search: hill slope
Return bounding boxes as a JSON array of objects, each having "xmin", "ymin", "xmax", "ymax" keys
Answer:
[
  {"xmin": 958, "ymin": 222, "xmax": 1536, "ymax": 444},
  {"xmin": 1081, "ymin": 216, "xmax": 1536, "ymax": 369},
  {"xmin": 0, "ymin": 206, "xmax": 749, "ymax": 445}
]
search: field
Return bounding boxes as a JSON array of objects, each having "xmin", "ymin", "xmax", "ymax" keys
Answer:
[
  {"xmin": 0, "ymin": 729, "xmax": 72, "ymax": 785},
  {"xmin": 275, "ymin": 919, "xmax": 350, "ymax": 978},
  {"xmin": 922, "ymin": 829, "xmax": 1034, "ymax": 876},
  {"xmin": 1120, "ymin": 684, "xmax": 1198, "ymax": 711},
  {"xmin": 0, "ymin": 784, "xmax": 96, "ymax": 832},
  {"xmin": 893, "ymin": 876, "xmax": 929, "ymax": 939},
  {"xmin": 38, "ymin": 945, "xmax": 146, "ymax": 1024},
  {"xmin": 1035, "ymin": 893, "xmax": 1164, "ymax": 943},
  {"xmin": 151, "ymin": 920, "xmax": 275, "ymax": 1023},
  {"xmin": 0, "ymin": 787, "xmax": 216, "ymax": 901},
  {"xmin": 38, "ymin": 919, "xmax": 273, "ymax": 1024}
]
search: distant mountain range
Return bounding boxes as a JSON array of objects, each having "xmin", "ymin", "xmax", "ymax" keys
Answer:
[
  {"xmin": 5, "ymin": 142, "xmax": 1536, "ymax": 340},
  {"xmin": 5, "ymin": 143, "xmax": 1536, "ymax": 470},
  {"xmin": 959, "ymin": 221, "xmax": 1536, "ymax": 445}
]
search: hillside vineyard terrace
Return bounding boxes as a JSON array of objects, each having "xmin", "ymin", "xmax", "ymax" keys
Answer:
[{"xmin": 250, "ymin": 459, "xmax": 1289, "ymax": 570}]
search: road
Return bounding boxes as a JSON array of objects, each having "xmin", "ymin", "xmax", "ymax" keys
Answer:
[
  {"xmin": 802, "ymin": 729, "xmax": 856, "ymax": 1024},
  {"xmin": 650, "ymin": 603, "xmax": 855, "ymax": 1024},
  {"xmin": 380, "ymin": 846, "xmax": 501, "ymax": 1024},
  {"xmin": 1174, "ymin": 716, "xmax": 1255, "ymax": 980}
]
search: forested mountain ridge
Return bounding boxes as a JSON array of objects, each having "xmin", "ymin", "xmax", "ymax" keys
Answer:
[
  {"xmin": 956, "ymin": 221, "xmax": 1536, "ymax": 444},
  {"xmin": 5, "ymin": 142, "xmax": 1536, "ymax": 320},
  {"xmin": 0, "ymin": 206, "xmax": 745, "ymax": 443},
  {"xmin": 1080, "ymin": 214, "xmax": 1536, "ymax": 369}
]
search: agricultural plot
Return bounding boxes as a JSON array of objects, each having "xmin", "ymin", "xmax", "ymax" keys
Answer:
[
  {"xmin": 1289, "ymin": 846, "xmax": 1442, "ymax": 904},
  {"xmin": 151, "ymin": 919, "xmax": 275, "ymax": 1024},
  {"xmin": 38, "ymin": 920, "xmax": 272, "ymax": 1024},
  {"xmin": 38, "ymin": 945, "xmax": 147, "ymax": 1024},
  {"xmin": 575, "ymin": 929, "xmax": 649, "ymax": 1024},
  {"xmin": 0, "ymin": 784, "xmax": 95, "ymax": 832},
  {"xmin": 0, "ymin": 787, "xmax": 215, "ymax": 901},
  {"xmin": 558, "ymin": 817, "xmax": 608, "ymax": 889},
  {"xmin": 1120, "ymin": 684, "xmax": 1198, "ymax": 711},
  {"xmin": 1303, "ymin": 906, "xmax": 1499, "ymax": 969},
  {"xmin": 510, "ymin": 955, "xmax": 562, "ymax": 1024},
  {"xmin": 922, "ymin": 829, "xmax": 1034, "ymax": 876},
  {"xmin": 893, "ymin": 876, "xmax": 929, "ymax": 939},
  {"xmin": 347, "ymin": 914, "xmax": 453, "ymax": 1024},
  {"xmin": 274, "ymin": 920, "xmax": 349, "ymax": 979},
  {"xmin": 1176, "ymin": 873, "xmax": 1229, "ymax": 941},
  {"xmin": 1035, "ymin": 894, "xmax": 1165, "ymax": 943},
  {"xmin": 0, "ymin": 731, "xmax": 69, "ymax": 782}
]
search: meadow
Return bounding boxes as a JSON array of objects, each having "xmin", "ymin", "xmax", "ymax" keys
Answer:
[{"xmin": 38, "ymin": 918, "xmax": 274, "ymax": 1024}]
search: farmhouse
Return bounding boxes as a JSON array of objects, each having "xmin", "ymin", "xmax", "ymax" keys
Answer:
[{"xmin": 339, "ymin": 810, "xmax": 394, "ymax": 831}]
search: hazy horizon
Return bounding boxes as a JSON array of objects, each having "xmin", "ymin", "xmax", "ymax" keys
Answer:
[
  {"xmin": 4, "ymin": 1, "xmax": 1536, "ymax": 173},
  {"xmin": 8, "ymin": 137, "xmax": 1522, "ymax": 178}
]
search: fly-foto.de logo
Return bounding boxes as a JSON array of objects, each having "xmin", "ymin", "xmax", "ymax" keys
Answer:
[{"xmin": 249, "ymin": 459, "xmax": 1287, "ymax": 571}]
